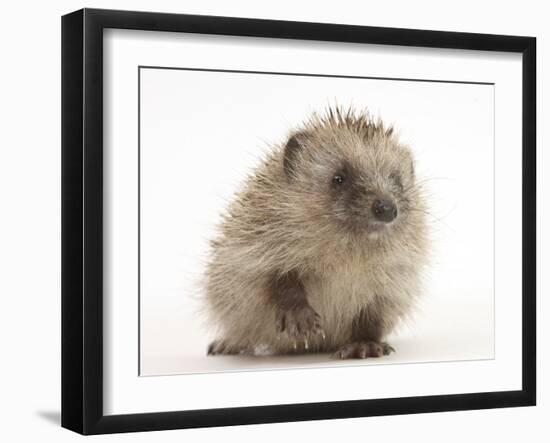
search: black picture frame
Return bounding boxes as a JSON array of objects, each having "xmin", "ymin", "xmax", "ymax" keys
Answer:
[{"xmin": 61, "ymin": 8, "xmax": 536, "ymax": 435}]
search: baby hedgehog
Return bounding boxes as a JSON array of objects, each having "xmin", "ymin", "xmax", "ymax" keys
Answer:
[{"xmin": 204, "ymin": 107, "xmax": 428, "ymax": 359}]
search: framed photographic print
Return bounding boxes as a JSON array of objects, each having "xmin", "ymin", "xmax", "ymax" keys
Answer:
[{"xmin": 61, "ymin": 8, "xmax": 536, "ymax": 435}]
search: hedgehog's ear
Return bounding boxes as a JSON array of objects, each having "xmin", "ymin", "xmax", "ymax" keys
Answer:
[{"xmin": 283, "ymin": 132, "xmax": 307, "ymax": 179}]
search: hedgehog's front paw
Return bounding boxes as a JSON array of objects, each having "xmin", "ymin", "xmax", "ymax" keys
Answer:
[
  {"xmin": 276, "ymin": 305, "xmax": 324, "ymax": 347},
  {"xmin": 333, "ymin": 341, "xmax": 395, "ymax": 359}
]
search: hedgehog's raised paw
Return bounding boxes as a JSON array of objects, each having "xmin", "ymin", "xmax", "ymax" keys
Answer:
[
  {"xmin": 333, "ymin": 341, "xmax": 395, "ymax": 359},
  {"xmin": 276, "ymin": 305, "xmax": 323, "ymax": 339}
]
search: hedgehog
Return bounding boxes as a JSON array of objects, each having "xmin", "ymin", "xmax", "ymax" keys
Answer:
[{"xmin": 203, "ymin": 106, "xmax": 428, "ymax": 359}]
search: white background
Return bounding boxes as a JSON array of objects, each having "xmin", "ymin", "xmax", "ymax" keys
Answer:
[
  {"xmin": 0, "ymin": 0, "xmax": 546, "ymax": 442},
  {"xmin": 139, "ymin": 67, "xmax": 495, "ymax": 375}
]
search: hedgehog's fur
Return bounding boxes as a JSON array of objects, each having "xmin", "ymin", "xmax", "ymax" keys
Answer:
[{"xmin": 203, "ymin": 106, "xmax": 429, "ymax": 358}]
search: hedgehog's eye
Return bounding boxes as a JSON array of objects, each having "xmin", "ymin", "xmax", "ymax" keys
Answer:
[
  {"xmin": 332, "ymin": 174, "xmax": 345, "ymax": 185},
  {"xmin": 390, "ymin": 172, "xmax": 403, "ymax": 191}
]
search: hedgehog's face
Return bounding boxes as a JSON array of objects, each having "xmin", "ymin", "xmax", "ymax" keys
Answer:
[
  {"xmin": 325, "ymin": 155, "xmax": 413, "ymax": 236},
  {"xmin": 283, "ymin": 130, "xmax": 417, "ymax": 237}
]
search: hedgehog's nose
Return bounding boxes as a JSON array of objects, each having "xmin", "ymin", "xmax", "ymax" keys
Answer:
[{"xmin": 372, "ymin": 199, "xmax": 398, "ymax": 222}]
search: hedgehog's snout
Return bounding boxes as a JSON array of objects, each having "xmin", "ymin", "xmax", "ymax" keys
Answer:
[{"xmin": 371, "ymin": 198, "xmax": 398, "ymax": 223}]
